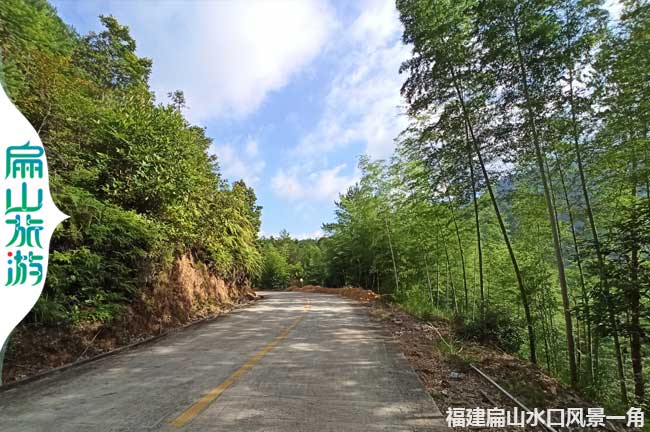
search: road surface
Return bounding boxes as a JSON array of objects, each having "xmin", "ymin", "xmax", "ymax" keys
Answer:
[{"xmin": 0, "ymin": 292, "xmax": 446, "ymax": 431}]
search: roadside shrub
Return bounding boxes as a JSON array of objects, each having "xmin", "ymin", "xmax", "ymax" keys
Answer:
[
  {"xmin": 258, "ymin": 244, "xmax": 290, "ymax": 290},
  {"xmin": 40, "ymin": 184, "xmax": 164, "ymax": 324},
  {"xmin": 458, "ymin": 309, "xmax": 523, "ymax": 353}
]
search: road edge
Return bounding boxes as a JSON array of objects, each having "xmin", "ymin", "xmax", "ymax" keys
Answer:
[{"xmin": 0, "ymin": 295, "xmax": 264, "ymax": 393}]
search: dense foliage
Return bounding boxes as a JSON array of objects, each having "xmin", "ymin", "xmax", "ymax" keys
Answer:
[
  {"xmin": 0, "ymin": 0, "xmax": 262, "ymax": 324},
  {"xmin": 257, "ymin": 231, "xmax": 327, "ymax": 290}
]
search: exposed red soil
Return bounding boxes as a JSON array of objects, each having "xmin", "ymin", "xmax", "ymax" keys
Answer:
[{"xmin": 2, "ymin": 253, "xmax": 257, "ymax": 384}]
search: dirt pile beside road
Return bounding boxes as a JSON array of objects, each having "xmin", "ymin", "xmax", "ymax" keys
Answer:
[{"xmin": 290, "ymin": 285, "xmax": 379, "ymax": 302}]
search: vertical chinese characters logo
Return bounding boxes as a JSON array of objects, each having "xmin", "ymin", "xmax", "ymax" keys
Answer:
[
  {"xmin": 0, "ymin": 85, "xmax": 67, "ymax": 357},
  {"xmin": 6, "ymin": 142, "xmax": 45, "ymax": 286}
]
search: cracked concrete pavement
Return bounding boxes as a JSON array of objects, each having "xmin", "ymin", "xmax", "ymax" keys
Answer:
[{"xmin": 0, "ymin": 291, "xmax": 447, "ymax": 431}]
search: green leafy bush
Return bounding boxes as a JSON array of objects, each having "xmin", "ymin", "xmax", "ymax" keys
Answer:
[
  {"xmin": 259, "ymin": 244, "xmax": 290, "ymax": 290},
  {"xmin": 458, "ymin": 309, "xmax": 524, "ymax": 354},
  {"xmin": 41, "ymin": 184, "xmax": 164, "ymax": 323}
]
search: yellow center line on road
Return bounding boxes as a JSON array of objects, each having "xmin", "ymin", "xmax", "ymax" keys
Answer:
[{"xmin": 168, "ymin": 299, "xmax": 312, "ymax": 428}]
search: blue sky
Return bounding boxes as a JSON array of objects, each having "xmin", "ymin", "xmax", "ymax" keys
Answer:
[{"xmin": 51, "ymin": 0, "xmax": 410, "ymax": 239}]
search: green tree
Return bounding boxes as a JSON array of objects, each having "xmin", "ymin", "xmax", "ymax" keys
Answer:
[
  {"xmin": 259, "ymin": 244, "xmax": 291, "ymax": 290},
  {"xmin": 397, "ymin": 0, "xmax": 538, "ymax": 363}
]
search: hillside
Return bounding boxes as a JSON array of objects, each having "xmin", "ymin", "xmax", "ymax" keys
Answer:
[{"xmin": 0, "ymin": 0, "xmax": 261, "ymax": 383}]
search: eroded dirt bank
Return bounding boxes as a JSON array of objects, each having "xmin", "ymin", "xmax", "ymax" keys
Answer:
[{"xmin": 2, "ymin": 254, "xmax": 257, "ymax": 384}]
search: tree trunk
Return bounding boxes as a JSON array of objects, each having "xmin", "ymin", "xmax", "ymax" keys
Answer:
[
  {"xmin": 539, "ymin": 299, "xmax": 552, "ymax": 373},
  {"xmin": 513, "ymin": 20, "xmax": 576, "ymax": 386},
  {"xmin": 629, "ymin": 248, "xmax": 644, "ymax": 402},
  {"xmin": 384, "ymin": 214, "xmax": 400, "ymax": 295},
  {"xmin": 450, "ymin": 69, "xmax": 537, "ymax": 364},
  {"xmin": 629, "ymin": 152, "xmax": 644, "ymax": 402},
  {"xmin": 567, "ymin": 66, "xmax": 627, "ymax": 400},
  {"xmin": 450, "ymin": 209, "xmax": 469, "ymax": 313},
  {"xmin": 435, "ymin": 226, "xmax": 441, "ymax": 307},
  {"xmin": 575, "ymin": 298, "xmax": 582, "ymax": 375},
  {"xmin": 556, "ymin": 155, "xmax": 595, "ymax": 384},
  {"xmin": 424, "ymin": 253, "xmax": 435, "ymax": 308},
  {"xmin": 443, "ymin": 236, "xmax": 458, "ymax": 313},
  {"xmin": 467, "ymin": 126, "xmax": 484, "ymax": 315},
  {"xmin": 546, "ymin": 157, "xmax": 581, "ymax": 380}
]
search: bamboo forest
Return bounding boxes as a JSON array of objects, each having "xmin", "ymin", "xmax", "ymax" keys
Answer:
[{"xmin": 261, "ymin": 0, "xmax": 650, "ymax": 413}]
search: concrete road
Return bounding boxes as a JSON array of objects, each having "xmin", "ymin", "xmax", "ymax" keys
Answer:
[{"xmin": 0, "ymin": 292, "xmax": 446, "ymax": 431}]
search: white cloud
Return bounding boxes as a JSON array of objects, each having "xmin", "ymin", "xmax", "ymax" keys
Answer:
[
  {"xmin": 297, "ymin": 0, "xmax": 409, "ymax": 160},
  {"xmin": 259, "ymin": 229, "xmax": 324, "ymax": 240},
  {"xmin": 211, "ymin": 137, "xmax": 265, "ymax": 185},
  {"xmin": 294, "ymin": 229, "xmax": 325, "ymax": 240},
  {"xmin": 271, "ymin": 164, "xmax": 359, "ymax": 202},
  {"xmin": 245, "ymin": 139, "xmax": 259, "ymax": 158},
  {"xmin": 269, "ymin": 0, "xmax": 407, "ymax": 206},
  {"xmin": 271, "ymin": 169, "xmax": 304, "ymax": 200},
  {"xmin": 95, "ymin": 0, "xmax": 338, "ymax": 122},
  {"xmin": 350, "ymin": 0, "xmax": 402, "ymax": 48}
]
